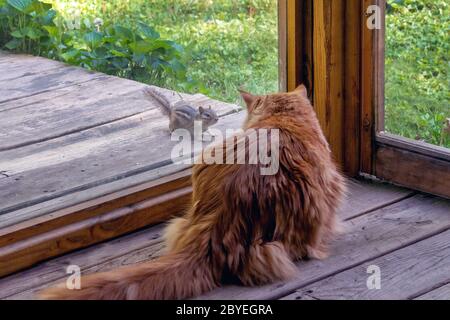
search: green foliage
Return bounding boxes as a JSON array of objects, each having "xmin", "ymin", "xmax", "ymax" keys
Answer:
[
  {"xmin": 386, "ymin": 0, "xmax": 449, "ymax": 147},
  {"xmin": 0, "ymin": 0, "xmax": 55, "ymax": 53},
  {"xmin": 51, "ymin": 0, "xmax": 279, "ymax": 103},
  {"xmin": 0, "ymin": 0, "xmax": 200, "ymax": 90}
]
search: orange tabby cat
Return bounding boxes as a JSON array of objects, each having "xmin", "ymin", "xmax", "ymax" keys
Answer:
[{"xmin": 39, "ymin": 85, "xmax": 346, "ymax": 300}]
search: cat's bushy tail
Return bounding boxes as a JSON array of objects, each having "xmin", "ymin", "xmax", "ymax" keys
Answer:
[{"xmin": 38, "ymin": 250, "xmax": 216, "ymax": 300}]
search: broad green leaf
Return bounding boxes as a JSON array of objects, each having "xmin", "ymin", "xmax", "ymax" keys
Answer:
[
  {"xmin": 132, "ymin": 53, "xmax": 146, "ymax": 65},
  {"xmin": 111, "ymin": 58, "xmax": 129, "ymax": 69},
  {"xmin": 167, "ymin": 40, "xmax": 184, "ymax": 53},
  {"xmin": 84, "ymin": 31, "xmax": 103, "ymax": 49},
  {"xmin": 7, "ymin": 0, "xmax": 33, "ymax": 13},
  {"xmin": 169, "ymin": 59, "xmax": 186, "ymax": 73},
  {"xmin": 130, "ymin": 39, "xmax": 175, "ymax": 54},
  {"xmin": 4, "ymin": 38, "xmax": 21, "ymax": 49},
  {"xmin": 40, "ymin": 8, "xmax": 56, "ymax": 25},
  {"xmin": 24, "ymin": 27, "xmax": 42, "ymax": 40},
  {"xmin": 150, "ymin": 39, "xmax": 173, "ymax": 50},
  {"xmin": 114, "ymin": 25, "xmax": 133, "ymax": 40},
  {"xmin": 60, "ymin": 49, "xmax": 79, "ymax": 62},
  {"xmin": 10, "ymin": 29, "xmax": 23, "ymax": 38},
  {"xmin": 110, "ymin": 49, "xmax": 128, "ymax": 57},
  {"xmin": 138, "ymin": 22, "xmax": 160, "ymax": 39},
  {"xmin": 150, "ymin": 58, "xmax": 162, "ymax": 69},
  {"xmin": 93, "ymin": 47, "xmax": 108, "ymax": 58},
  {"xmin": 129, "ymin": 40, "xmax": 153, "ymax": 54},
  {"xmin": 30, "ymin": 0, "xmax": 51, "ymax": 14},
  {"xmin": 43, "ymin": 25, "xmax": 58, "ymax": 38}
]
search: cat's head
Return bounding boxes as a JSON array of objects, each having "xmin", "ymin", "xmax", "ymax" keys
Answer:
[{"xmin": 239, "ymin": 85, "xmax": 311, "ymax": 126}]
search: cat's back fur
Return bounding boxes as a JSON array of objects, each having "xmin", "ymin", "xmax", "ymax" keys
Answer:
[{"xmin": 39, "ymin": 85, "xmax": 346, "ymax": 300}]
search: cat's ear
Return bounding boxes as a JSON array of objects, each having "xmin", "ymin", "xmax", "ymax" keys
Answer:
[
  {"xmin": 293, "ymin": 84, "xmax": 308, "ymax": 98},
  {"xmin": 198, "ymin": 106, "xmax": 205, "ymax": 114},
  {"xmin": 239, "ymin": 89, "xmax": 257, "ymax": 109}
]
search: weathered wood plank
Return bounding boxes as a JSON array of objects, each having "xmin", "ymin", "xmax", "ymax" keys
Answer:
[
  {"xmin": 0, "ymin": 78, "xmax": 148, "ymax": 150},
  {"xmin": 200, "ymin": 195, "xmax": 450, "ymax": 299},
  {"xmin": 375, "ymin": 144, "xmax": 450, "ymax": 199},
  {"xmin": 0, "ymin": 163, "xmax": 191, "ymax": 232},
  {"xmin": 0, "ymin": 168, "xmax": 191, "ymax": 247},
  {"xmin": 0, "ymin": 224, "xmax": 165, "ymax": 298},
  {"xmin": 339, "ymin": 179, "xmax": 413, "ymax": 220},
  {"xmin": 377, "ymin": 133, "xmax": 450, "ymax": 162},
  {"xmin": 0, "ymin": 65, "xmax": 104, "ymax": 104},
  {"xmin": 0, "ymin": 75, "xmax": 146, "ymax": 115},
  {"xmin": 0, "ymin": 80, "xmax": 238, "ymax": 151},
  {"xmin": 3, "ymin": 194, "xmax": 448, "ymax": 300},
  {"xmin": 0, "ymin": 184, "xmax": 189, "ymax": 277},
  {"xmin": 0, "ymin": 109, "xmax": 168, "ymax": 215},
  {"xmin": 415, "ymin": 283, "xmax": 450, "ymax": 300},
  {"xmin": 282, "ymin": 231, "xmax": 450, "ymax": 300},
  {"xmin": 0, "ymin": 55, "xmax": 63, "ymax": 83},
  {"xmin": 0, "ymin": 111, "xmax": 246, "ymax": 226}
]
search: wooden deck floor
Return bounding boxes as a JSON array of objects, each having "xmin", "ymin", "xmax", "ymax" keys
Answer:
[
  {"xmin": 0, "ymin": 52, "xmax": 246, "ymax": 276},
  {"xmin": 0, "ymin": 52, "xmax": 449, "ymax": 300},
  {"xmin": 0, "ymin": 179, "xmax": 448, "ymax": 300},
  {"xmin": 0, "ymin": 52, "xmax": 242, "ymax": 228}
]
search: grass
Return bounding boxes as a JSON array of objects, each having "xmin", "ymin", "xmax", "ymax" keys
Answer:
[{"xmin": 385, "ymin": 0, "xmax": 449, "ymax": 147}]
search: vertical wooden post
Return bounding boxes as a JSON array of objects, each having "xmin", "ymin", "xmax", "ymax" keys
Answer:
[
  {"xmin": 313, "ymin": 0, "xmax": 345, "ymax": 167},
  {"xmin": 287, "ymin": 0, "xmax": 298, "ymax": 91},
  {"xmin": 361, "ymin": 0, "xmax": 375, "ymax": 174},
  {"xmin": 282, "ymin": 0, "xmax": 313, "ymax": 93},
  {"xmin": 285, "ymin": 0, "xmax": 365, "ymax": 176},
  {"xmin": 298, "ymin": 0, "xmax": 314, "ymax": 95},
  {"xmin": 361, "ymin": 0, "xmax": 385, "ymax": 174},
  {"xmin": 344, "ymin": 0, "xmax": 362, "ymax": 176},
  {"xmin": 278, "ymin": 0, "xmax": 288, "ymax": 92}
]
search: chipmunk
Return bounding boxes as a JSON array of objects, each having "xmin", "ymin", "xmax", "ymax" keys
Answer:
[{"xmin": 144, "ymin": 87, "xmax": 219, "ymax": 134}]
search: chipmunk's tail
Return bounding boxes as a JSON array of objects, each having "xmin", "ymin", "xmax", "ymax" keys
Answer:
[
  {"xmin": 38, "ymin": 250, "xmax": 217, "ymax": 300},
  {"xmin": 144, "ymin": 87, "xmax": 172, "ymax": 116}
]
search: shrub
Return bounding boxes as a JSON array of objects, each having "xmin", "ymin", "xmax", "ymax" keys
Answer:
[{"xmin": 0, "ymin": 0, "xmax": 202, "ymax": 91}]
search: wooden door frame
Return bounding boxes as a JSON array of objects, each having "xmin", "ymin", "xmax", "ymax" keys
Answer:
[
  {"xmin": 278, "ymin": 0, "xmax": 313, "ymax": 94},
  {"xmin": 283, "ymin": 0, "xmax": 450, "ymax": 197},
  {"xmin": 361, "ymin": 0, "xmax": 450, "ymax": 198},
  {"xmin": 281, "ymin": 0, "xmax": 362, "ymax": 176}
]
